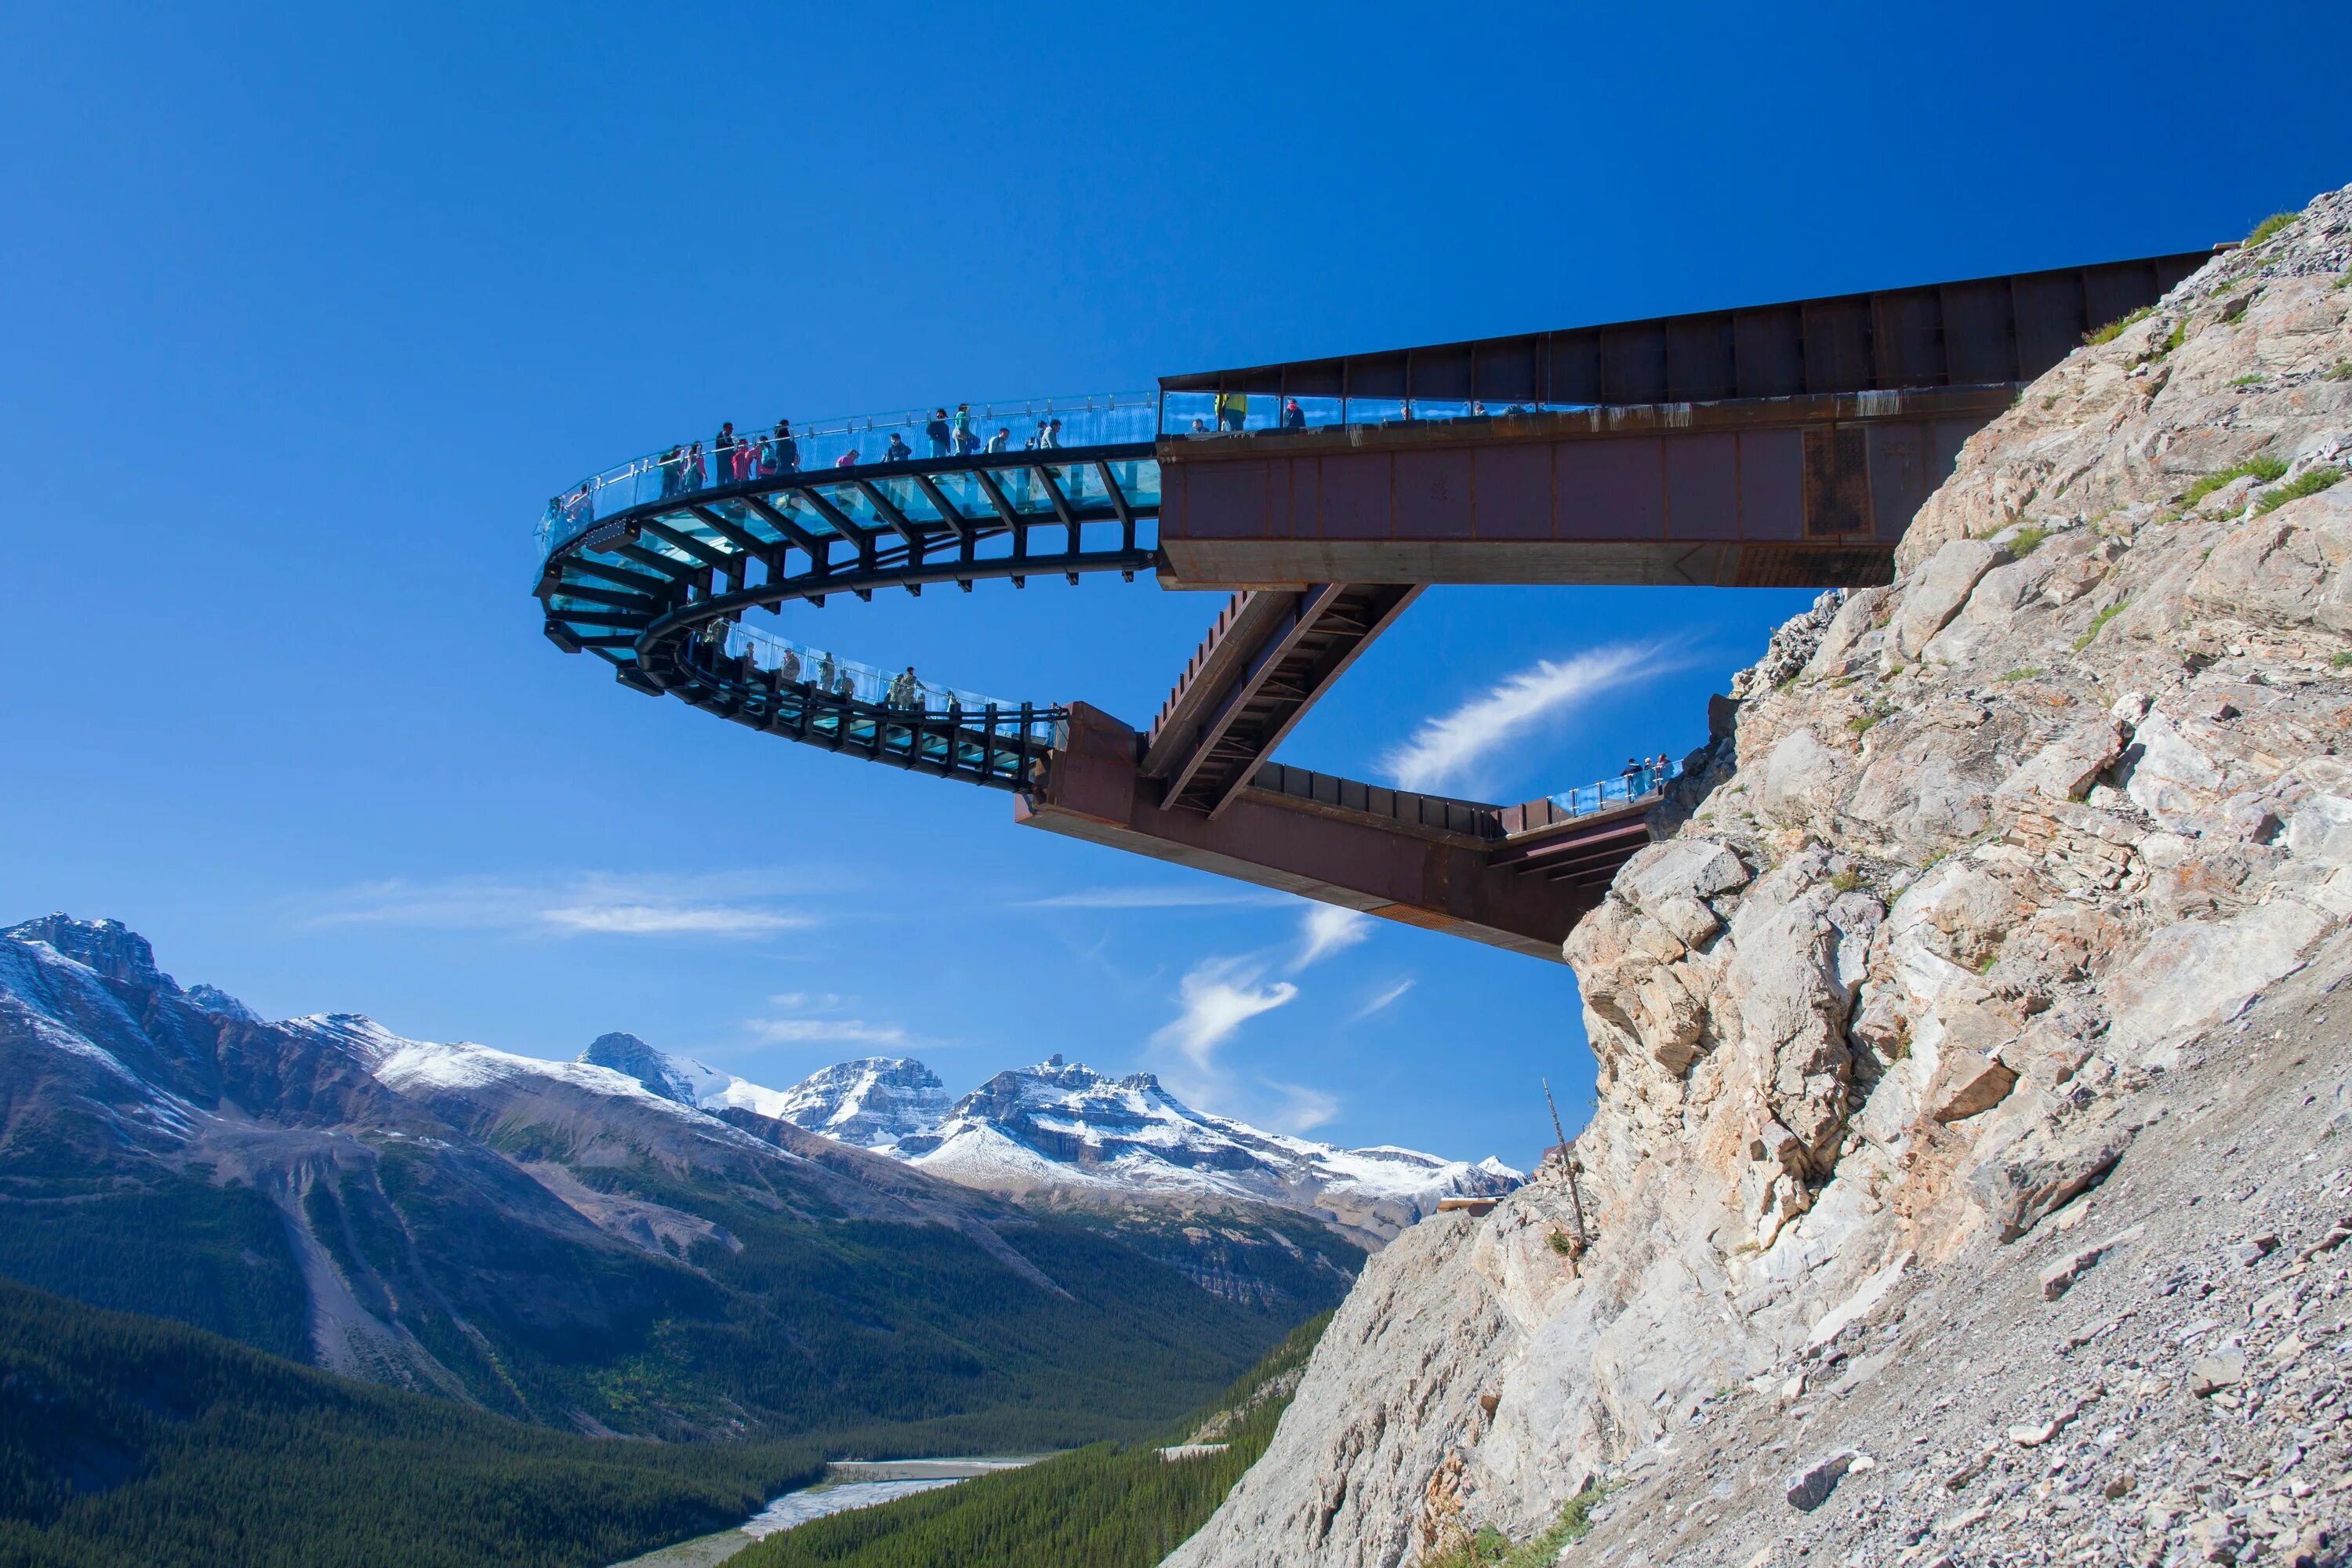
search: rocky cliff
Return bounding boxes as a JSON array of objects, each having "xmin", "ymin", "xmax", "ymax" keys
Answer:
[{"xmin": 1168, "ymin": 185, "xmax": 2352, "ymax": 1566}]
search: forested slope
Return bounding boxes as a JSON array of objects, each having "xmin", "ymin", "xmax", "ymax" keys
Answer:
[
  {"xmin": 733, "ymin": 1312, "xmax": 1330, "ymax": 1568},
  {"xmin": 0, "ymin": 1279, "xmax": 820, "ymax": 1568}
]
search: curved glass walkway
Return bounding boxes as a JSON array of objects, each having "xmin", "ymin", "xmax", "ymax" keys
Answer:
[
  {"xmin": 534, "ymin": 387, "xmax": 1658, "ymax": 794},
  {"xmin": 535, "ymin": 390, "xmax": 1167, "ymax": 787}
]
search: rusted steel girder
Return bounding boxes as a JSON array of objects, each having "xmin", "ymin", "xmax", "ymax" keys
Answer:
[
  {"xmin": 1140, "ymin": 583, "xmax": 1422, "ymax": 818},
  {"xmin": 1155, "ymin": 386, "xmax": 2011, "ymax": 591},
  {"xmin": 1017, "ymin": 705, "xmax": 1657, "ymax": 961},
  {"xmin": 1159, "ymin": 252, "xmax": 2212, "ymax": 406}
]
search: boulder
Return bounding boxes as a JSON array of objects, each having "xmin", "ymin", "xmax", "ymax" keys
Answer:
[
  {"xmin": 1784, "ymin": 1450, "xmax": 1860, "ymax": 1512},
  {"xmin": 2185, "ymin": 482, "xmax": 2352, "ymax": 637},
  {"xmin": 1930, "ymin": 1049, "xmax": 2019, "ymax": 1123},
  {"xmin": 1759, "ymin": 728, "xmax": 1840, "ymax": 826},
  {"xmin": 1922, "ymin": 554, "xmax": 2050, "ymax": 666},
  {"xmin": 1894, "ymin": 539, "xmax": 2006, "ymax": 657},
  {"xmin": 2287, "ymin": 793, "xmax": 2352, "ymax": 870},
  {"xmin": 2105, "ymin": 901, "xmax": 2335, "ymax": 1066},
  {"xmin": 1995, "ymin": 719, "xmax": 2126, "ymax": 804},
  {"xmin": 2121, "ymin": 713, "xmax": 2228, "ymax": 826}
]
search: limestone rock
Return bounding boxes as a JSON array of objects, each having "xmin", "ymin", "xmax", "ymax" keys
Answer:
[
  {"xmin": 2105, "ymin": 901, "xmax": 2334, "ymax": 1066},
  {"xmin": 1783, "ymin": 1449, "xmax": 1858, "ymax": 1512},
  {"xmin": 2190, "ymin": 1351, "xmax": 2245, "ymax": 1397},
  {"xmin": 1894, "ymin": 539, "xmax": 2006, "ymax": 657}
]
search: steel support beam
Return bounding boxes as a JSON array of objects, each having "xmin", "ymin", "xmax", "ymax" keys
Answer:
[{"xmin": 1017, "ymin": 704, "xmax": 1648, "ymax": 962}]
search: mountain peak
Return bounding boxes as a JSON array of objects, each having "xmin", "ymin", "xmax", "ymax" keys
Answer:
[
  {"xmin": 3, "ymin": 914, "xmax": 170, "ymax": 991},
  {"xmin": 185, "ymin": 984, "xmax": 260, "ymax": 1022},
  {"xmin": 577, "ymin": 1031, "xmax": 695, "ymax": 1104},
  {"xmin": 769, "ymin": 1057, "xmax": 950, "ymax": 1150}
]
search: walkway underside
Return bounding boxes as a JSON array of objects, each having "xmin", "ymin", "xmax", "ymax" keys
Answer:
[{"xmin": 1018, "ymin": 706, "xmax": 1659, "ymax": 963}]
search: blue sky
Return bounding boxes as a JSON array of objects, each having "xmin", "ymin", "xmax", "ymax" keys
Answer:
[{"xmin": 1, "ymin": 2, "xmax": 2339, "ymax": 1168}]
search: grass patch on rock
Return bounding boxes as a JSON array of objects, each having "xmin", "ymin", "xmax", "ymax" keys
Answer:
[
  {"xmin": 2083, "ymin": 306, "xmax": 2151, "ymax": 346},
  {"xmin": 2183, "ymin": 456, "xmax": 2288, "ymax": 509},
  {"xmin": 2245, "ymin": 212, "xmax": 2299, "ymax": 246},
  {"xmin": 2073, "ymin": 601, "xmax": 2126, "ymax": 652},
  {"xmin": 2256, "ymin": 466, "xmax": 2346, "ymax": 514},
  {"xmin": 1425, "ymin": 1486, "xmax": 1613, "ymax": 1568}
]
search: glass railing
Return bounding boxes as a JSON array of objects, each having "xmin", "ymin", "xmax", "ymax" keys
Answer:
[
  {"xmin": 538, "ymin": 387, "xmax": 1622, "ymax": 562},
  {"xmin": 1548, "ymin": 759, "xmax": 1681, "ymax": 818},
  {"xmin": 684, "ymin": 618, "xmax": 1058, "ymax": 743},
  {"xmin": 1156, "ymin": 392, "xmax": 1602, "ymax": 439},
  {"xmin": 539, "ymin": 391, "xmax": 1161, "ymax": 557}
]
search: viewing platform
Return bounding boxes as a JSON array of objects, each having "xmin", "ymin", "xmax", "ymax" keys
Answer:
[{"xmin": 534, "ymin": 247, "xmax": 2212, "ymax": 958}]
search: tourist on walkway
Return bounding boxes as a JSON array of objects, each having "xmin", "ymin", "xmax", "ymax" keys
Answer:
[
  {"xmin": 1037, "ymin": 417, "xmax": 1062, "ymax": 450},
  {"xmin": 817, "ymin": 652, "xmax": 837, "ymax": 694},
  {"xmin": 773, "ymin": 419, "xmax": 799, "ymax": 474},
  {"xmin": 925, "ymin": 408, "xmax": 951, "ymax": 457},
  {"xmin": 713, "ymin": 423, "xmax": 737, "ymax": 488},
  {"xmin": 658, "ymin": 446, "xmax": 684, "ymax": 498},
  {"xmin": 777, "ymin": 647, "xmax": 801, "ymax": 685},
  {"xmin": 952, "ymin": 403, "xmax": 976, "ymax": 455},
  {"xmin": 886, "ymin": 431, "xmax": 913, "ymax": 463},
  {"xmin": 685, "ymin": 441, "xmax": 706, "ymax": 491},
  {"xmin": 834, "ymin": 447, "xmax": 859, "ymax": 469},
  {"xmin": 1216, "ymin": 390, "xmax": 1247, "ymax": 431},
  {"xmin": 1282, "ymin": 397, "xmax": 1305, "ymax": 430},
  {"xmin": 985, "ymin": 427, "xmax": 1010, "ymax": 454}
]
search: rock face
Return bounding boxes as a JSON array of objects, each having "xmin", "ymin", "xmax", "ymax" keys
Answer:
[{"xmin": 1169, "ymin": 186, "xmax": 2352, "ymax": 1566}]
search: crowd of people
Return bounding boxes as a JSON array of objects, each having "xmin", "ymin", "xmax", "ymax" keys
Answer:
[
  {"xmin": 1620, "ymin": 753, "xmax": 1677, "ymax": 793},
  {"xmin": 691, "ymin": 621, "xmax": 948, "ymax": 713},
  {"xmin": 632, "ymin": 408, "xmax": 1076, "ymax": 499}
]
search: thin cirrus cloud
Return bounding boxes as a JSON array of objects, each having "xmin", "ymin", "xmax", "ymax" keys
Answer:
[
  {"xmin": 1352, "ymin": 978, "xmax": 1415, "ymax": 1019},
  {"xmin": 744, "ymin": 1017, "xmax": 911, "ymax": 1046},
  {"xmin": 1016, "ymin": 885, "xmax": 1293, "ymax": 910},
  {"xmin": 1377, "ymin": 641, "xmax": 1683, "ymax": 797},
  {"xmin": 1149, "ymin": 957, "xmax": 1299, "ymax": 1073},
  {"xmin": 1292, "ymin": 905, "xmax": 1371, "ymax": 971},
  {"xmin": 1261, "ymin": 1079, "xmax": 1341, "ymax": 1134},
  {"xmin": 303, "ymin": 871, "xmax": 813, "ymax": 938}
]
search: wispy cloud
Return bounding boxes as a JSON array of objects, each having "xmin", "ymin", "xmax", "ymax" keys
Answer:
[
  {"xmin": 1016, "ymin": 885, "xmax": 1293, "ymax": 910},
  {"xmin": 1149, "ymin": 957, "xmax": 1299, "ymax": 1073},
  {"xmin": 1378, "ymin": 642, "xmax": 1681, "ymax": 796},
  {"xmin": 305, "ymin": 871, "xmax": 815, "ymax": 939},
  {"xmin": 1352, "ymin": 978, "xmax": 1415, "ymax": 1019},
  {"xmin": 1261, "ymin": 1079, "xmax": 1341, "ymax": 1134},
  {"xmin": 543, "ymin": 904, "xmax": 800, "ymax": 935},
  {"xmin": 745, "ymin": 1018, "xmax": 911, "ymax": 1047},
  {"xmin": 1292, "ymin": 906, "xmax": 1371, "ymax": 971}
]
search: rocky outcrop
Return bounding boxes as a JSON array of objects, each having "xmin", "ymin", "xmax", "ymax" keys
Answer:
[{"xmin": 1170, "ymin": 185, "xmax": 2352, "ymax": 1566}]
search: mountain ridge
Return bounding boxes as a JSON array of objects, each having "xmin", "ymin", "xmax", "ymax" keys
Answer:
[
  {"xmin": 569, "ymin": 1036, "xmax": 1521, "ymax": 1243},
  {"xmin": 0, "ymin": 914, "xmax": 1356, "ymax": 1442}
]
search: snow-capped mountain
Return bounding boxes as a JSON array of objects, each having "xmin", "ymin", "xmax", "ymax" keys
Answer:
[
  {"xmin": 757, "ymin": 1056, "xmax": 954, "ymax": 1152},
  {"xmin": 564, "ymin": 1040, "xmax": 1520, "ymax": 1243},
  {"xmin": 655, "ymin": 1051, "xmax": 1513, "ymax": 1242},
  {"xmin": 0, "ymin": 913, "xmax": 1365, "ymax": 1433},
  {"xmin": 888, "ymin": 1054, "xmax": 1519, "ymax": 1240}
]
